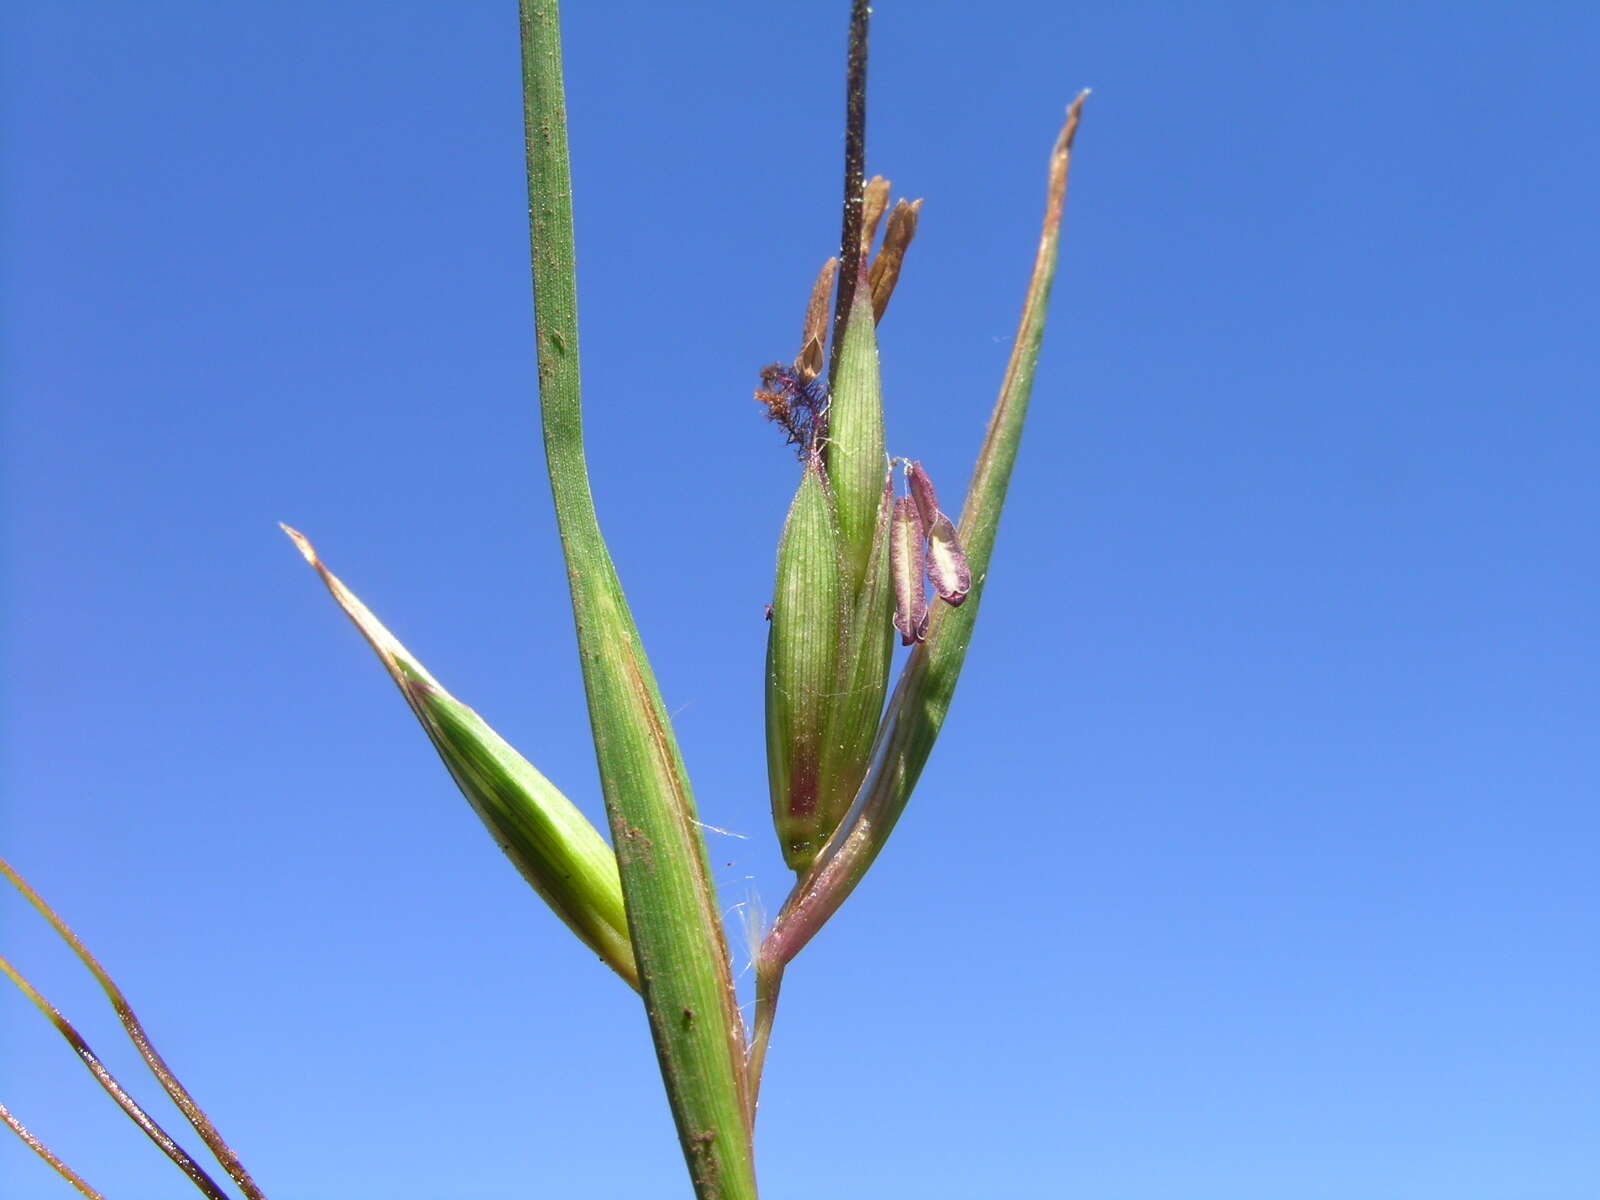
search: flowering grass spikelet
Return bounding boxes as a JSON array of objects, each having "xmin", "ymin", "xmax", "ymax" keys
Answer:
[
  {"xmin": 908, "ymin": 460, "xmax": 972, "ymax": 607},
  {"xmin": 815, "ymin": 467, "xmax": 896, "ymax": 840},
  {"xmin": 756, "ymin": 362, "xmax": 830, "ymax": 455},
  {"xmin": 890, "ymin": 494, "xmax": 930, "ymax": 645},
  {"xmin": 826, "ymin": 284, "xmax": 888, "ymax": 595},
  {"xmin": 765, "ymin": 452, "xmax": 846, "ymax": 870}
]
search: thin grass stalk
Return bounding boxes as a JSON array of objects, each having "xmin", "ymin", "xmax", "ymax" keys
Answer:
[
  {"xmin": 825, "ymin": 0, "xmax": 871, "ymax": 400},
  {"xmin": 519, "ymin": 4, "xmax": 757, "ymax": 1196},
  {"xmin": 743, "ymin": 957, "xmax": 783, "ymax": 1119},
  {"xmin": 0, "ymin": 1103, "xmax": 108, "ymax": 1200},
  {"xmin": 0, "ymin": 955, "xmax": 234, "ymax": 1200},
  {"xmin": 763, "ymin": 93, "xmax": 1089, "ymax": 974},
  {"xmin": 1, "ymin": 857, "xmax": 269, "ymax": 1199}
]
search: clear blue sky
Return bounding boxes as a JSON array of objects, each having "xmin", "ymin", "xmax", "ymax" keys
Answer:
[{"xmin": 4, "ymin": 3, "xmax": 1597, "ymax": 1198}]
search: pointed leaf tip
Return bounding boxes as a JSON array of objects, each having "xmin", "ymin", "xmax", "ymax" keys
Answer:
[
  {"xmin": 281, "ymin": 523, "xmax": 318, "ymax": 566},
  {"xmin": 286, "ymin": 525, "xmax": 637, "ymax": 987}
]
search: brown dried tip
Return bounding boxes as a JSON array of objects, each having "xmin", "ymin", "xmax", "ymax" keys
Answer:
[
  {"xmin": 869, "ymin": 197, "xmax": 923, "ymax": 324},
  {"xmin": 859, "ymin": 176, "xmax": 892, "ymax": 261},
  {"xmin": 797, "ymin": 257, "xmax": 838, "ymax": 383}
]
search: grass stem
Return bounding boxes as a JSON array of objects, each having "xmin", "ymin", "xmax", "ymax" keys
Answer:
[{"xmin": 519, "ymin": 4, "xmax": 759, "ymax": 1194}]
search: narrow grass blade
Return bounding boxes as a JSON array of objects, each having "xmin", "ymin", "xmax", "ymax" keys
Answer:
[
  {"xmin": 520, "ymin": 4, "xmax": 757, "ymax": 1195},
  {"xmin": 2, "ymin": 1102, "xmax": 108, "ymax": 1200},
  {"xmin": 766, "ymin": 94, "xmax": 1090, "ymax": 969},
  {"xmin": 283, "ymin": 526, "xmax": 637, "ymax": 989},
  {"xmin": 0, "ymin": 955, "xmax": 233, "ymax": 1200},
  {"xmin": 1, "ymin": 857, "xmax": 270, "ymax": 1197}
]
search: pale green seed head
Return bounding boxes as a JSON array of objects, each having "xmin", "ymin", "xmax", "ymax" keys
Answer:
[
  {"xmin": 826, "ymin": 287, "xmax": 887, "ymax": 598},
  {"xmin": 765, "ymin": 457, "xmax": 845, "ymax": 871}
]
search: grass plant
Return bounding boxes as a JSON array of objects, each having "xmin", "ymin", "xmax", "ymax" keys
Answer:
[{"xmin": 3, "ymin": 4, "xmax": 1086, "ymax": 1195}]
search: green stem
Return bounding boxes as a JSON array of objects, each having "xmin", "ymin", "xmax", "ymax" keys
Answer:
[
  {"xmin": 518, "ymin": 5, "xmax": 758, "ymax": 1197},
  {"xmin": 744, "ymin": 957, "xmax": 785, "ymax": 1120}
]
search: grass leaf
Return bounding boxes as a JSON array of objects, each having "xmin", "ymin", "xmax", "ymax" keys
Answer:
[
  {"xmin": 519, "ymin": 4, "xmax": 758, "ymax": 1194},
  {"xmin": 284, "ymin": 526, "xmax": 637, "ymax": 988}
]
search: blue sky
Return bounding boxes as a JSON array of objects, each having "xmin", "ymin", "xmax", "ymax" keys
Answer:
[{"xmin": 4, "ymin": 2, "xmax": 1597, "ymax": 1198}]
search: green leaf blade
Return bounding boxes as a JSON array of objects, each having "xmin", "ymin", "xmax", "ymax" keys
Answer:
[
  {"xmin": 284, "ymin": 525, "xmax": 638, "ymax": 989},
  {"xmin": 408, "ymin": 677, "xmax": 635, "ymax": 980},
  {"xmin": 519, "ymin": 4, "xmax": 757, "ymax": 1194}
]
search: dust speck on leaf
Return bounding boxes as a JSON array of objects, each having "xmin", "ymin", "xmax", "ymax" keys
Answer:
[{"xmin": 615, "ymin": 821, "xmax": 656, "ymax": 872}]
